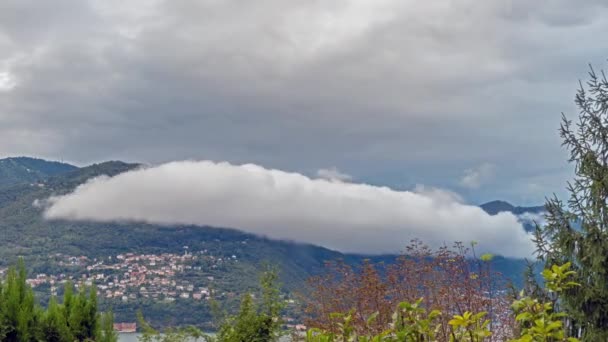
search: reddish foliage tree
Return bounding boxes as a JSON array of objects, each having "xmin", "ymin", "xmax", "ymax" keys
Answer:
[{"xmin": 303, "ymin": 240, "xmax": 513, "ymax": 341}]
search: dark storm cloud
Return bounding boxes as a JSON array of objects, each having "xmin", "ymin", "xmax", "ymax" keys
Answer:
[{"xmin": 1, "ymin": 0, "xmax": 607, "ymax": 203}]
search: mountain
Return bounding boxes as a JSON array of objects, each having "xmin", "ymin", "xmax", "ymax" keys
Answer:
[
  {"xmin": 480, "ymin": 200, "xmax": 545, "ymax": 216},
  {"xmin": 0, "ymin": 160, "xmax": 394, "ymax": 326},
  {"xmin": 480, "ymin": 200, "xmax": 546, "ymax": 232},
  {"xmin": 0, "ymin": 158, "xmax": 531, "ymax": 327},
  {"xmin": 0, "ymin": 157, "xmax": 78, "ymax": 188}
]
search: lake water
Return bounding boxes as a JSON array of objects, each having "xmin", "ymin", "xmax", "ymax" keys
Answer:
[
  {"xmin": 118, "ymin": 334, "xmax": 145, "ymax": 342},
  {"xmin": 118, "ymin": 333, "xmax": 209, "ymax": 341},
  {"xmin": 118, "ymin": 333, "xmax": 140, "ymax": 342},
  {"xmin": 118, "ymin": 333, "xmax": 293, "ymax": 341}
]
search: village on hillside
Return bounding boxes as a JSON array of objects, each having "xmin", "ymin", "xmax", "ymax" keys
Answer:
[{"xmin": 11, "ymin": 248, "xmax": 233, "ymax": 303}]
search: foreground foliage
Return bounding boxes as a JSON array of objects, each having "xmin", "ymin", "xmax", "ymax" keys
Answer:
[
  {"xmin": 533, "ymin": 63, "xmax": 608, "ymax": 340},
  {"xmin": 138, "ymin": 268, "xmax": 284, "ymax": 342},
  {"xmin": 0, "ymin": 260, "xmax": 116, "ymax": 342},
  {"xmin": 304, "ymin": 241, "xmax": 511, "ymax": 340},
  {"xmin": 304, "ymin": 263, "xmax": 580, "ymax": 342}
]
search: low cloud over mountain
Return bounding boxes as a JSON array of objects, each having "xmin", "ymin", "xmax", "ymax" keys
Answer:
[{"xmin": 43, "ymin": 160, "xmax": 535, "ymax": 257}]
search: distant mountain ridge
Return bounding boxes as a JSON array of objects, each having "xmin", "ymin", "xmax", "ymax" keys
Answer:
[
  {"xmin": 0, "ymin": 157, "xmax": 546, "ymax": 216},
  {"xmin": 480, "ymin": 200, "xmax": 545, "ymax": 233},
  {"xmin": 0, "ymin": 157, "xmax": 78, "ymax": 188},
  {"xmin": 480, "ymin": 200, "xmax": 545, "ymax": 216}
]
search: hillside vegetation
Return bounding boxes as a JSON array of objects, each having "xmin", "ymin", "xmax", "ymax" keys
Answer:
[
  {"xmin": 0, "ymin": 157, "xmax": 77, "ymax": 189},
  {"xmin": 0, "ymin": 157, "xmax": 532, "ymax": 327}
]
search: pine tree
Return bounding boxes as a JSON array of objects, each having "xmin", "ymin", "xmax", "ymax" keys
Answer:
[
  {"xmin": 215, "ymin": 267, "xmax": 285, "ymax": 342},
  {"xmin": 66, "ymin": 284, "xmax": 97, "ymax": 341},
  {"xmin": 138, "ymin": 267, "xmax": 284, "ymax": 342},
  {"xmin": 0, "ymin": 261, "xmax": 116, "ymax": 342},
  {"xmin": 534, "ymin": 64, "xmax": 608, "ymax": 340},
  {"xmin": 0, "ymin": 259, "xmax": 42, "ymax": 342},
  {"xmin": 41, "ymin": 297, "xmax": 71, "ymax": 342},
  {"xmin": 97, "ymin": 311, "xmax": 118, "ymax": 342},
  {"xmin": 84, "ymin": 286, "xmax": 100, "ymax": 339}
]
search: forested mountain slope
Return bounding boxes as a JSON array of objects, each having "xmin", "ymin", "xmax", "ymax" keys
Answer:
[
  {"xmin": 0, "ymin": 157, "xmax": 77, "ymax": 188},
  {"xmin": 0, "ymin": 157, "xmax": 535, "ymax": 326}
]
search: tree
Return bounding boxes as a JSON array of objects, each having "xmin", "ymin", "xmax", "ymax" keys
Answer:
[
  {"xmin": 40, "ymin": 297, "xmax": 71, "ymax": 342},
  {"xmin": 0, "ymin": 260, "xmax": 116, "ymax": 342},
  {"xmin": 304, "ymin": 241, "xmax": 511, "ymax": 340},
  {"xmin": 209, "ymin": 267, "xmax": 285, "ymax": 342},
  {"xmin": 534, "ymin": 64, "xmax": 608, "ymax": 340},
  {"xmin": 98, "ymin": 311, "xmax": 118, "ymax": 342},
  {"xmin": 0, "ymin": 259, "xmax": 42, "ymax": 342},
  {"xmin": 138, "ymin": 267, "xmax": 285, "ymax": 342},
  {"xmin": 304, "ymin": 263, "xmax": 580, "ymax": 342}
]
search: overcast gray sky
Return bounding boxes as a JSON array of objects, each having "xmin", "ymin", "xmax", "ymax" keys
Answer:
[{"xmin": 1, "ymin": 0, "xmax": 606, "ymax": 205}]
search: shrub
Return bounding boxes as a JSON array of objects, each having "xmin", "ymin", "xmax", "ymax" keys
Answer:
[
  {"xmin": 304, "ymin": 241, "xmax": 511, "ymax": 340},
  {"xmin": 303, "ymin": 263, "xmax": 580, "ymax": 342}
]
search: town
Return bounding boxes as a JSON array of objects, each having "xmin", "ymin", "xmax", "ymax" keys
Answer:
[
  {"xmin": 21, "ymin": 247, "xmax": 236, "ymax": 303},
  {"xmin": 0, "ymin": 246, "xmax": 307, "ymax": 332}
]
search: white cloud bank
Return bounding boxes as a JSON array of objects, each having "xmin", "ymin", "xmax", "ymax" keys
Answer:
[
  {"xmin": 316, "ymin": 167, "xmax": 353, "ymax": 182},
  {"xmin": 43, "ymin": 161, "xmax": 535, "ymax": 257},
  {"xmin": 518, "ymin": 211, "xmax": 547, "ymax": 228}
]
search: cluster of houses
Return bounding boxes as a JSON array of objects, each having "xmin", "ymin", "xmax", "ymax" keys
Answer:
[
  {"xmin": 0, "ymin": 249, "xmax": 309, "ymax": 331},
  {"xmin": 21, "ymin": 248, "xmax": 238, "ymax": 303}
]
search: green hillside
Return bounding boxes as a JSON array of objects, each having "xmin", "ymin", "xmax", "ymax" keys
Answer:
[
  {"xmin": 0, "ymin": 159, "xmax": 532, "ymax": 328},
  {"xmin": 0, "ymin": 157, "xmax": 77, "ymax": 188},
  {"xmin": 0, "ymin": 160, "xmax": 384, "ymax": 326}
]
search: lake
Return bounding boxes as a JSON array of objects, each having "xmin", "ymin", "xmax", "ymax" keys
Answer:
[
  {"xmin": 118, "ymin": 333, "xmax": 293, "ymax": 341},
  {"xmin": 118, "ymin": 333, "xmax": 140, "ymax": 342},
  {"xmin": 118, "ymin": 333, "xmax": 210, "ymax": 341}
]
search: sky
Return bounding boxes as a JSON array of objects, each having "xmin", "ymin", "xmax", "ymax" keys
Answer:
[{"xmin": 2, "ymin": 0, "xmax": 607, "ymax": 207}]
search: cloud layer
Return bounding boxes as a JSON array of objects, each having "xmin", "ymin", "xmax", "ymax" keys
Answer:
[
  {"xmin": 43, "ymin": 161, "xmax": 534, "ymax": 257},
  {"xmin": 460, "ymin": 163, "xmax": 496, "ymax": 189}
]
